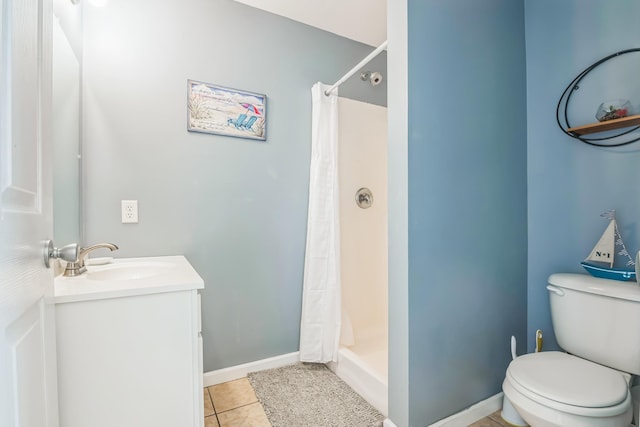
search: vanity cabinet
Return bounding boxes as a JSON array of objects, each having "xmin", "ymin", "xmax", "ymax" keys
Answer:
[{"xmin": 53, "ymin": 256, "xmax": 204, "ymax": 427}]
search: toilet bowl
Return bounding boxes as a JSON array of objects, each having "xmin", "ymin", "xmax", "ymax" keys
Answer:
[
  {"xmin": 503, "ymin": 351, "xmax": 632, "ymax": 427},
  {"xmin": 501, "ymin": 273, "xmax": 640, "ymax": 426}
]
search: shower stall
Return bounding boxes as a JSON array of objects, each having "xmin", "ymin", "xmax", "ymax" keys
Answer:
[
  {"xmin": 299, "ymin": 41, "xmax": 388, "ymax": 416},
  {"xmin": 327, "ymin": 96, "xmax": 388, "ymax": 415}
]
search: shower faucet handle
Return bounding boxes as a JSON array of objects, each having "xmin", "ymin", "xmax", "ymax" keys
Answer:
[{"xmin": 355, "ymin": 188, "xmax": 373, "ymax": 209}]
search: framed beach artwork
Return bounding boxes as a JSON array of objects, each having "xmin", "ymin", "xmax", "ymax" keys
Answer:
[{"xmin": 187, "ymin": 79, "xmax": 267, "ymax": 141}]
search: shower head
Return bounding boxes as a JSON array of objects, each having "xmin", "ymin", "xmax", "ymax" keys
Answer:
[{"xmin": 360, "ymin": 71, "xmax": 383, "ymax": 87}]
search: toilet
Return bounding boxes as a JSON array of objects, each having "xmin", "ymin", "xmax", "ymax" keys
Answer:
[{"xmin": 503, "ymin": 273, "xmax": 640, "ymax": 427}]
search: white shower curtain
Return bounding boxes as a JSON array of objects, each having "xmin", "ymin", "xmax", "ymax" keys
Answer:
[{"xmin": 299, "ymin": 82, "xmax": 341, "ymax": 363}]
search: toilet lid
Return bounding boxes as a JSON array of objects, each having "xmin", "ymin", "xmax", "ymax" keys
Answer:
[{"xmin": 508, "ymin": 351, "xmax": 628, "ymax": 408}]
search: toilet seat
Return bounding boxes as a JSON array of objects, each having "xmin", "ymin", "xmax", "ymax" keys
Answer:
[{"xmin": 506, "ymin": 351, "xmax": 630, "ymax": 417}]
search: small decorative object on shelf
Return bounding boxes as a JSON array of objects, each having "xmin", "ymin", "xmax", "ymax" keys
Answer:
[{"xmin": 595, "ymin": 99, "xmax": 631, "ymax": 122}]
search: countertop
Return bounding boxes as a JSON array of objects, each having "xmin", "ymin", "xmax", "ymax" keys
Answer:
[{"xmin": 53, "ymin": 255, "xmax": 204, "ymax": 304}]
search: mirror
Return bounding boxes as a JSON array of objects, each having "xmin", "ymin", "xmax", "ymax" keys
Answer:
[{"xmin": 52, "ymin": 0, "xmax": 82, "ymax": 244}]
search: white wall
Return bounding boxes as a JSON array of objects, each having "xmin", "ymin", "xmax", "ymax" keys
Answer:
[
  {"xmin": 387, "ymin": 0, "xmax": 409, "ymax": 424},
  {"xmin": 52, "ymin": 0, "xmax": 82, "ymax": 245},
  {"xmin": 338, "ymin": 97, "xmax": 388, "ymax": 363}
]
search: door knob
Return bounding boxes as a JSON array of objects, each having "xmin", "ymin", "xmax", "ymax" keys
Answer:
[{"xmin": 43, "ymin": 240, "xmax": 78, "ymax": 268}]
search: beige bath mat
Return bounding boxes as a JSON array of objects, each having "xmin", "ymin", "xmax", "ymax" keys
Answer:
[{"xmin": 248, "ymin": 362, "xmax": 385, "ymax": 427}]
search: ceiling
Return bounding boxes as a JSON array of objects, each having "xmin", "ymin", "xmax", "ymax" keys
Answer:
[{"xmin": 233, "ymin": 0, "xmax": 387, "ymax": 47}]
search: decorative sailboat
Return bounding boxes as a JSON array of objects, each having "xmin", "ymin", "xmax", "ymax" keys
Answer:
[{"xmin": 581, "ymin": 210, "xmax": 636, "ymax": 281}]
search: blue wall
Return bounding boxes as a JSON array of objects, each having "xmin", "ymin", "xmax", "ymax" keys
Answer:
[
  {"xmin": 78, "ymin": 0, "xmax": 640, "ymax": 424},
  {"xmin": 525, "ymin": 0, "xmax": 640, "ymax": 352},
  {"xmin": 407, "ymin": 0, "xmax": 527, "ymax": 424},
  {"xmin": 81, "ymin": 0, "xmax": 387, "ymax": 372}
]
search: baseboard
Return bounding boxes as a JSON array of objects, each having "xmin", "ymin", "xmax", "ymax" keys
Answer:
[
  {"xmin": 382, "ymin": 393, "xmax": 503, "ymax": 427},
  {"xmin": 429, "ymin": 392, "xmax": 504, "ymax": 427},
  {"xmin": 203, "ymin": 351, "xmax": 299, "ymax": 387}
]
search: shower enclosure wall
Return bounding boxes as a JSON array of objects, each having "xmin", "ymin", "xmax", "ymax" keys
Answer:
[{"xmin": 327, "ymin": 97, "xmax": 388, "ymax": 415}]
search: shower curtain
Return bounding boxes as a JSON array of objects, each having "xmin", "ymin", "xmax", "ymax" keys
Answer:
[{"xmin": 299, "ymin": 82, "xmax": 341, "ymax": 363}]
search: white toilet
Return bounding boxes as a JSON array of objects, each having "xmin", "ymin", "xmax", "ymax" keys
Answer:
[{"xmin": 503, "ymin": 273, "xmax": 640, "ymax": 427}]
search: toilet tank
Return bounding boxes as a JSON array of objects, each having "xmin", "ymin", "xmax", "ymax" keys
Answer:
[{"xmin": 547, "ymin": 273, "xmax": 640, "ymax": 375}]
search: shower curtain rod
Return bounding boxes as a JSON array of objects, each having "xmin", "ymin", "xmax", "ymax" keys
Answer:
[{"xmin": 324, "ymin": 40, "xmax": 388, "ymax": 96}]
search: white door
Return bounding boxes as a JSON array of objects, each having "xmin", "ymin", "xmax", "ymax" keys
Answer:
[{"xmin": 0, "ymin": 0, "xmax": 58, "ymax": 426}]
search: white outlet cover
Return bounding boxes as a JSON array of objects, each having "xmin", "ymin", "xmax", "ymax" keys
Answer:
[{"xmin": 121, "ymin": 200, "xmax": 138, "ymax": 223}]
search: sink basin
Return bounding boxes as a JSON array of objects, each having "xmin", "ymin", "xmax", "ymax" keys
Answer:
[
  {"xmin": 53, "ymin": 256, "xmax": 204, "ymax": 304},
  {"xmin": 85, "ymin": 261, "xmax": 176, "ymax": 281}
]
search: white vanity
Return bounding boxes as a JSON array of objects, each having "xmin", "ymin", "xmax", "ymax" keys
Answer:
[{"xmin": 53, "ymin": 256, "xmax": 204, "ymax": 427}]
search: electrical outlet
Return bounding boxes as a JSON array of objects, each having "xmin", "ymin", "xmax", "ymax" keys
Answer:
[{"xmin": 121, "ymin": 200, "xmax": 138, "ymax": 223}]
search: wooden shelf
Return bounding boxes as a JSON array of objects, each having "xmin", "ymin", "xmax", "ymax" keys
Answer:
[{"xmin": 568, "ymin": 114, "xmax": 640, "ymax": 136}]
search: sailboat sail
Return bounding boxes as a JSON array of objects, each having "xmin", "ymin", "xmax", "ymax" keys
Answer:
[
  {"xmin": 582, "ymin": 210, "xmax": 637, "ymax": 282},
  {"xmin": 585, "ymin": 220, "xmax": 615, "ymax": 267}
]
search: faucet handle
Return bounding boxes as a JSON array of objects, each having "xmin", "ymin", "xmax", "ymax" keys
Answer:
[
  {"xmin": 62, "ymin": 243, "xmax": 118, "ymax": 277},
  {"xmin": 76, "ymin": 243, "xmax": 119, "ymax": 267},
  {"xmin": 43, "ymin": 241, "xmax": 78, "ymax": 268}
]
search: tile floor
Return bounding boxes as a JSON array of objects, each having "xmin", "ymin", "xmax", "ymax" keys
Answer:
[
  {"xmin": 204, "ymin": 377, "xmax": 511, "ymax": 427},
  {"xmin": 204, "ymin": 377, "xmax": 271, "ymax": 427},
  {"xmin": 469, "ymin": 410, "xmax": 514, "ymax": 427}
]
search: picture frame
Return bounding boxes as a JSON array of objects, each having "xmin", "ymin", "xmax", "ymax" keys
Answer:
[{"xmin": 187, "ymin": 79, "xmax": 267, "ymax": 141}]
